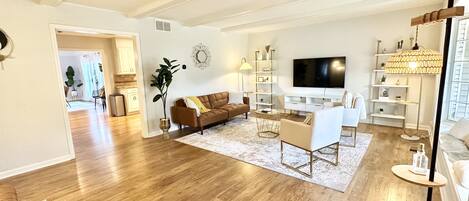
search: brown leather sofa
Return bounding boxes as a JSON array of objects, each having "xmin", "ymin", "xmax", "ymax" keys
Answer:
[{"xmin": 171, "ymin": 92, "xmax": 250, "ymax": 134}]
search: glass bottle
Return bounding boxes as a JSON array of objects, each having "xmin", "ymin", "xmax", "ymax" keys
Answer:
[{"xmin": 412, "ymin": 143, "xmax": 429, "ymax": 175}]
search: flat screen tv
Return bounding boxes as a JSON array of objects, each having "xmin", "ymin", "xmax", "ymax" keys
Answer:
[{"xmin": 293, "ymin": 57, "xmax": 346, "ymax": 88}]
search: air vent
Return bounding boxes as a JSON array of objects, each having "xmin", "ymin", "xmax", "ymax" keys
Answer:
[{"xmin": 155, "ymin": 20, "xmax": 171, "ymax": 32}]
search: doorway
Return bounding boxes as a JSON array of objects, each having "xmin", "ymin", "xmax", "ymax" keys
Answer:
[
  {"xmin": 50, "ymin": 25, "xmax": 150, "ymax": 158},
  {"xmin": 59, "ymin": 50, "xmax": 107, "ymax": 113}
]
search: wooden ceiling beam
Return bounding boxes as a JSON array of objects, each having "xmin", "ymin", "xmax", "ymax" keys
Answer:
[
  {"xmin": 127, "ymin": 0, "xmax": 191, "ymax": 18},
  {"xmin": 411, "ymin": 6, "xmax": 465, "ymax": 26},
  {"xmin": 182, "ymin": 0, "xmax": 301, "ymax": 27},
  {"xmin": 34, "ymin": 0, "xmax": 63, "ymax": 6}
]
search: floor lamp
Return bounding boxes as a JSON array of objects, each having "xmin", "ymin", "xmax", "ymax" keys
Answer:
[
  {"xmin": 385, "ymin": 28, "xmax": 443, "ymax": 141},
  {"xmin": 239, "ymin": 57, "xmax": 252, "ymax": 93}
]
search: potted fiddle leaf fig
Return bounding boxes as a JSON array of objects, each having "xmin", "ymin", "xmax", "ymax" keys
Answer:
[
  {"xmin": 64, "ymin": 66, "xmax": 83, "ymax": 98},
  {"xmin": 150, "ymin": 58, "xmax": 186, "ymax": 139}
]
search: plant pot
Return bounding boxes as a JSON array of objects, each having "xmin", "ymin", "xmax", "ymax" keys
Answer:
[{"xmin": 159, "ymin": 118, "xmax": 171, "ymax": 139}]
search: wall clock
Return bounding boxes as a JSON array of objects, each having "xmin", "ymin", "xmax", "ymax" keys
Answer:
[{"xmin": 192, "ymin": 43, "xmax": 211, "ymax": 70}]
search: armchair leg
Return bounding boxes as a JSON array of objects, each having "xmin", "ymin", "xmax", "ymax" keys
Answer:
[
  {"xmin": 245, "ymin": 112, "xmax": 248, "ymax": 119},
  {"xmin": 178, "ymin": 124, "xmax": 182, "ymax": 130},
  {"xmin": 340, "ymin": 127, "xmax": 357, "ymax": 148},
  {"xmin": 315, "ymin": 142, "xmax": 339, "ymax": 166},
  {"xmin": 200, "ymin": 126, "xmax": 204, "ymax": 135},
  {"xmin": 280, "ymin": 140, "xmax": 313, "ymax": 178}
]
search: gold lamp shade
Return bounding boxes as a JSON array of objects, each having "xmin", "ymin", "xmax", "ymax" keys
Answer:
[{"xmin": 385, "ymin": 48, "xmax": 443, "ymax": 74}]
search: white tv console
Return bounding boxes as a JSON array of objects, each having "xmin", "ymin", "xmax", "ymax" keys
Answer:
[{"xmin": 284, "ymin": 94, "xmax": 342, "ymax": 112}]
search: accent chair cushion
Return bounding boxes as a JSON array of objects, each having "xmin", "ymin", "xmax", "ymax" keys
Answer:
[{"xmin": 449, "ymin": 118, "xmax": 469, "ymax": 140}]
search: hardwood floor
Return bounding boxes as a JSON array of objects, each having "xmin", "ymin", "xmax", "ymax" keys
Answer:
[{"xmin": 1, "ymin": 110, "xmax": 441, "ymax": 201}]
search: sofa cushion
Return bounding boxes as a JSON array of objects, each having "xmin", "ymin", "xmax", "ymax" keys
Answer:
[
  {"xmin": 450, "ymin": 118, "xmax": 469, "ymax": 140},
  {"xmin": 199, "ymin": 109, "xmax": 229, "ymax": 126},
  {"xmin": 209, "ymin": 92, "xmax": 229, "ymax": 108},
  {"xmin": 228, "ymin": 92, "xmax": 244, "ymax": 104},
  {"xmin": 197, "ymin": 95, "xmax": 212, "ymax": 109},
  {"xmin": 219, "ymin": 104, "xmax": 249, "ymax": 118}
]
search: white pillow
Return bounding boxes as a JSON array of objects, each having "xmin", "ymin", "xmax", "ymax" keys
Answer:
[
  {"xmin": 449, "ymin": 119, "xmax": 469, "ymax": 140},
  {"xmin": 341, "ymin": 91, "xmax": 353, "ymax": 108},
  {"xmin": 184, "ymin": 97, "xmax": 201, "ymax": 117},
  {"xmin": 453, "ymin": 160, "xmax": 469, "ymax": 189},
  {"xmin": 229, "ymin": 92, "xmax": 244, "ymax": 104}
]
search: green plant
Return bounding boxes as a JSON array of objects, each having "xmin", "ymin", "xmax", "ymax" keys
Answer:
[
  {"xmin": 64, "ymin": 66, "xmax": 83, "ymax": 90},
  {"xmin": 150, "ymin": 58, "xmax": 186, "ymax": 119}
]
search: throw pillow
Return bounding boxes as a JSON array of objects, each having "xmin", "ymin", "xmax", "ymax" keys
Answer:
[
  {"xmin": 453, "ymin": 160, "xmax": 469, "ymax": 189},
  {"xmin": 449, "ymin": 118, "xmax": 469, "ymax": 140},
  {"xmin": 229, "ymin": 92, "xmax": 244, "ymax": 104},
  {"xmin": 187, "ymin": 96, "xmax": 210, "ymax": 113},
  {"xmin": 341, "ymin": 90, "xmax": 353, "ymax": 108},
  {"xmin": 184, "ymin": 97, "xmax": 201, "ymax": 117},
  {"xmin": 303, "ymin": 113, "xmax": 313, "ymax": 125}
]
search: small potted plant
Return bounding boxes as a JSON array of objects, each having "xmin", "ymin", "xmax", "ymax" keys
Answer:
[
  {"xmin": 64, "ymin": 66, "xmax": 83, "ymax": 98},
  {"xmin": 380, "ymin": 75, "xmax": 386, "ymax": 84},
  {"xmin": 150, "ymin": 58, "xmax": 186, "ymax": 139}
]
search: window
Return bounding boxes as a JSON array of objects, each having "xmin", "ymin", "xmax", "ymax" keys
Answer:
[{"xmin": 448, "ymin": 18, "xmax": 469, "ymax": 120}]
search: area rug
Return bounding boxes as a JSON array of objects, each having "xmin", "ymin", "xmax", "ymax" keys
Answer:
[{"xmin": 175, "ymin": 117, "xmax": 372, "ymax": 192}]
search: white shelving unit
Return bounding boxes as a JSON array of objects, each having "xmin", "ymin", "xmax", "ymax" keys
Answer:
[
  {"xmin": 255, "ymin": 50, "xmax": 275, "ymax": 110},
  {"xmin": 369, "ymin": 40, "xmax": 419, "ymax": 128}
]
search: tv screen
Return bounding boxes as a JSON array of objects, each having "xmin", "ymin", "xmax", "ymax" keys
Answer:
[{"xmin": 293, "ymin": 57, "xmax": 346, "ymax": 88}]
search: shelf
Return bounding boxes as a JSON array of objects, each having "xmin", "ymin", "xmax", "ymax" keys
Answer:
[
  {"xmin": 255, "ymin": 92, "xmax": 273, "ymax": 95},
  {"xmin": 371, "ymin": 99, "xmax": 419, "ymax": 105},
  {"xmin": 375, "ymin": 53, "xmax": 397, "ymax": 57},
  {"xmin": 256, "ymin": 82, "xmax": 273, "ymax": 84},
  {"xmin": 373, "ymin": 69, "xmax": 385, "ymax": 72},
  {"xmin": 372, "ymin": 84, "xmax": 409, "ymax": 88},
  {"xmin": 256, "ymin": 71, "xmax": 274, "ymax": 74},
  {"xmin": 370, "ymin": 113, "xmax": 405, "ymax": 120},
  {"xmin": 255, "ymin": 102, "xmax": 274, "ymax": 106}
]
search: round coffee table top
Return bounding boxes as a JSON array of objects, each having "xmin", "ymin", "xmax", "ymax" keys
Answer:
[{"xmin": 391, "ymin": 165, "xmax": 447, "ymax": 187}]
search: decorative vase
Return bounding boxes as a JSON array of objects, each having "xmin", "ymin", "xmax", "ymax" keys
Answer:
[{"xmin": 159, "ymin": 118, "xmax": 171, "ymax": 139}]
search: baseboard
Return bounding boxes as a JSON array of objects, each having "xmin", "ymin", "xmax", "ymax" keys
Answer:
[
  {"xmin": 0, "ymin": 154, "xmax": 75, "ymax": 180},
  {"xmin": 145, "ymin": 126, "xmax": 179, "ymax": 138}
]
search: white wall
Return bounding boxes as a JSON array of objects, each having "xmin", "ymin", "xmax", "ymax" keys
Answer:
[
  {"xmin": 247, "ymin": 5, "xmax": 443, "ymax": 129},
  {"xmin": 0, "ymin": 0, "xmax": 247, "ymax": 178}
]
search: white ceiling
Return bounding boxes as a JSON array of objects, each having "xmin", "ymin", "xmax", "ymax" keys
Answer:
[{"xmin": 36, "ymin": 0, "xmax": 444, "ymax": 32}]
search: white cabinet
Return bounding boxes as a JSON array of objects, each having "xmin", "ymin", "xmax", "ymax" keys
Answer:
[
  {"xmin": 284, "ymin": 94, "xmax": 342, "ymax": 113},
  {"xmin": 117, "ymin": 88, "xmax": 139, "ymax": 114},
  {"xmin": 114, "ymin": 38, "xmax": 136, "ymax": 75}
]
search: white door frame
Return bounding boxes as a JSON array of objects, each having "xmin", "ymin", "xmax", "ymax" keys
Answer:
[{"xmin": 49, "ymin": 24, "xmax": 151, "ymax": 158}]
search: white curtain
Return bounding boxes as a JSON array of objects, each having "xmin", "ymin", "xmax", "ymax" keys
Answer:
[{"xmin": 80, "ymin": 52, "xmax": 104, "ymax": 101}]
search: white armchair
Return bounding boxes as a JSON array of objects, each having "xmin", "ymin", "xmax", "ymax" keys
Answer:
[
  {"xmin": 279, "ymin": 106, "xmax": 344, "ymax": 177},
  {"xmin": 325, "ymin": 93, "xmax": 366, "ymax": 147},
  {"xmin": 342, "ymin": 95, "xmax": 365, "ymax": 147}
]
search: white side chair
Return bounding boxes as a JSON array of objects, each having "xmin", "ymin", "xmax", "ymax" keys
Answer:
[
  {"xmin": 341, "ymin": 95, "xmax": 365, "ymax": 147},
  {"xmin": 279, "ymin": 106, "xmax": 344, "ymax": 177}
]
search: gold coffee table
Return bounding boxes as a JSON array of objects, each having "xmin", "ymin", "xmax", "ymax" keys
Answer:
[{"xmin": 255, "ymin": 109, "xmax": 282, "ymax": 138}]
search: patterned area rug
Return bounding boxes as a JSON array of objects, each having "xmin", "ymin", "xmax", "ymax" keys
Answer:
[{"xmin": 176, "ymin": 117, "xmax": 372, "ymax": 192}]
